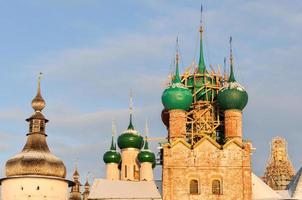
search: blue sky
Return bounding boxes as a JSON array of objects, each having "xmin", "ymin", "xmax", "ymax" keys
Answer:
[{"xmin": 0, "ymin": 0, "xmax": 301, "ymax": 183}]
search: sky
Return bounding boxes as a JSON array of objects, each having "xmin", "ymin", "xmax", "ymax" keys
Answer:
[{"xmin": 0, "ymin": 0, "xmax": 301, "ymax": 184}]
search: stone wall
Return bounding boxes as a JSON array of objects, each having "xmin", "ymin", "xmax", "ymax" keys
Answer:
[{"xmin": 162, "ymin": 139, "xmax": 252, "ymax": 200}]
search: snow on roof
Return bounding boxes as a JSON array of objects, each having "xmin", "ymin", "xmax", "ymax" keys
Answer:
[
  {"xmin": 88, "ymin": 179, "xmax": 162, "ymax": 200},
  {"xmin": 288, "ymin": 167, "xmax": 302, "ymax": 199},
  {"xmin": 252, "ymin": 173, "xmax": 282, "ymax": 200}
]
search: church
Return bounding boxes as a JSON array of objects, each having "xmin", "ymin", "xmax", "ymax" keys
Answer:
[{"xmin": 0, "ymin": 5, "xmax": 302, "ymax": 200}]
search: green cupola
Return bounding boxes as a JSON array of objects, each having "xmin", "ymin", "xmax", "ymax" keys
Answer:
[
  {"xmin": 103, "ymin": 135, "xmax": 121, "ymax": 164},
  {"xmin": 137, "ymin": 138, "xmax": 156, "ymax": 168},
  {"xmin": 117, "ymin": 98, "xmax": 144, "ymax": 149},
  {"xmin": 217, "ymin": 37, "xmax": 248, "ymax": 111},
  {"xmin": 161, "ymin": 46, "xmax": 193, "ymax": 111}
]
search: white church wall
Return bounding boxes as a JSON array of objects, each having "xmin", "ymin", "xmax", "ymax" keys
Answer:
[{"xmin": 1, "ymin": 176, "xmax": 68, "ymax": 200}]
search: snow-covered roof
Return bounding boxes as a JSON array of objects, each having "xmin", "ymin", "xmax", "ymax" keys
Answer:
[
  {"xmin": 288, "ymin": 167, "xmax": 302, "ymax": 199},
  {"xmin": 88, "ymin": 179, "xmax": 162, "ymax": 200},
  {"xmin": 252, "ymin": 173, "xmax": 282, "ymax": 200}
]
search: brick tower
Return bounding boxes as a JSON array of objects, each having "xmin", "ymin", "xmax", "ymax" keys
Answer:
[{"xmin": 161, "ymin": 8, "xmax": 252, "ymax": 200}]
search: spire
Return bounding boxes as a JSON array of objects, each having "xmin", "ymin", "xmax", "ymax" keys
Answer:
[
  {"xmin": 110, "ymin": 120, "xmax": 116, "ymax": 151},
  {"xmin": 31, "ymin": 72, "xmax": 46, "ymax": 112},
  {"xmin": 197, "ymin": 4, "xmax": 207, "ymax": 74},
  {"xmin": 229, "ymin": 36, "xmax": 236, "ymax": 82},
  {"xmin": 127, "ymin": 90, "xmax": 135, "ymax": 130},
  {"xmin": 173, "ymin": 37, "xmax": 181, "ymax": 84},
  {"xmin": 143, "ymin": 119, "xmax": 150, "ymax": 150}
]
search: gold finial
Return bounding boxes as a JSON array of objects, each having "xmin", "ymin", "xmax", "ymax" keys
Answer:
[
  {"xmin": 176, "ymin": 37, "xmax": 180, "ymax": 65},
  {"xmin": 199, "ymin": 4, "xmax": 203, "ymax": 34},
  {"xmin": 129, "ymin": 89, "xmax": 133, "ymax": 115},
  {"xmin": 31, "ymin": 72, "xmax": 46, "ymax": 112}
]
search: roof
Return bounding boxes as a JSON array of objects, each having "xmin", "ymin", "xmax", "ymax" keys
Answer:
[
  {"xmin": 288, "ymin": 167, "xmax": 302, "ymax": 198},
  {"xmin": 88, "ymin": 179, "xmax": 162, "ymax": 200},
  {"xmin": 252, "ymin": 173, "xmax": 282, "ymax": 200}
]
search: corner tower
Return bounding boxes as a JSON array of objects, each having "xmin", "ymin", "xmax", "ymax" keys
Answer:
[{"xmin": 0, "ymin": 75, "xmax": 72, "ymax": 200}]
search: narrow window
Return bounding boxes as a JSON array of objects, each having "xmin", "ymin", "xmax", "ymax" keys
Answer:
[
  {"xmin": 37, "ymin": 186, "xmax": 40, "ymax": 190},
  {"xmin": 189, "ymin": 179, "xmax": 199, "ymax": 194},
  {"xmin": 212, "ymin": 179, "xmax": 222, "ymax": 195},
  {"xmin": 125, "ymin": 165, "xmax": 127, "ymax": 178}
]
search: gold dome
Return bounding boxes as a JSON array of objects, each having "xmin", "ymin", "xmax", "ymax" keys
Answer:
[
  {"xmin": 31, "ymin": 75, "xmax": 45, "ymax": 111},
  {"xmin": 5, "ymin": 137, "xmax": 67, "ymax": 178},
  {"xmin": 5, "ymin": 75, "xmax": 66, "ymax": 178}
]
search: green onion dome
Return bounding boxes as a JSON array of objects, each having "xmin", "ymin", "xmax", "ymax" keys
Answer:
[
  {"xmin": 186, "ymin": 24, "xmax": 216, "ymax": 101},
  {"xmin": 218, "ymin": 82, "xmax": 248, "ymax": 111},
  {"xmin": 137, "ymin": 140, "xmax": 156, "ymax": 168},
  {"xmin": 217, "ymin": 37, "xmax": 248, "ymax": 111},
  {"xmin": 117, "ymin": 115, "xmax": 144, "ymax": 149},
  {"xmin": 103, "ymin": 137, "xmax": 121, "ymax": 164},
  {"xmin": 161, "ymin": 53, "xmax": 193, "ymax": 111}
]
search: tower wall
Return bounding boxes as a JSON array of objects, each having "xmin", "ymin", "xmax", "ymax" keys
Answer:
[
  {"xmin": 162, "ymin": 140, "xmax": 252, "ymax": 200},
  {"xmin": 121, "ymin": 148, "xmax": 140, "ymax": 181},
  {"xmin": 224, "ymin": 109, "xmax": 242, "ymax": 139},
  {"xmin": 168, "ymin": 110, "xmax": 186, "ymax": 140},
  {"xmin": 106, "ymin": 163, "xmax": 120, "ymax": 180},
  {"xmin": 140, "ymin": 162, "xmax": 153, "ymax": 181},
  {"xmin": 1, "ymin": 176, "xmax": 69, "ymax": 200}
]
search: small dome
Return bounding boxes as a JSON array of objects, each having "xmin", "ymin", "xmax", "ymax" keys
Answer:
[
  {"xmin": 162, "ymin": 84, "xmax": 193, "ymax": 111},
  {"xmin": 217, "ymin": 37, "xmax": 248, "ymax": 111},
  {"xmin": 31, "ymin": 77, "xmax": 45, "ymax": 112},
  {"xmin": 5, "ymin": 150, "xmax": 67, "ymax": 178},
  {"xmin": 217, "ymin": 82, "xmax": 248, "ymax": 111},
  {"xmin": 137, "ymin": 140, "xmax": 156, "ymax": 168},
  {"xmin": 104, "ymin": 135, "xmax": 121, "ymax": 164},
  {"xmin": 117, "ymin": 115, "xmax": 144, "ymax": 150},
  {"xmin": 103, "ymin": 150, "xmax": 121, "ymax": 164},
  {"xmin": 138, "ymin": 151, "xmax": 156, "ymax": 164},
  {"xmin": 162, "ymin": 52, "xmax": 193, "ymax": 111},
  {"xmin": 117, "ymin": 132, "xmax": 144, "ymax": 149}
]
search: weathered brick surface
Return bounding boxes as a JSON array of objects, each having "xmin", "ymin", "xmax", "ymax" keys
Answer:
[
  {"xmin": 162, "ymin": 139, "xmax": 252, "ymax": 200},
  {"xmin": 168, "ymin": 110, "xmax": 186, "ymax": 140},
  {"xmin": 225, "ymin": 110, "xmax": 242, "ymax": 139}
]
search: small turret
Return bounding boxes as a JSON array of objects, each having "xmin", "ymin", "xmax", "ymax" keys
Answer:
[
  {"xmin": 82, "ymin": 177, "xmax": 90, "ymax": 200},
  {"xmin": 103, "ymin": 136, "xmax": 121, "ymax": 164},
  {"xmin": 217, "ymin": 37, "xmax": 248, "ymax": 140},
  {"xmin": 104, "ymin": 121, "xmax": 121, "ymax": 180},
  {"xmin": 117, "ymin": 94, "xmax": 143, "ymax": 181},
  {"xmin": 138, "ymin": 139, "xmax": 156, "ymax": 166},
  {"xmin": 162, "ymin": 40, "xmax": 192, "ymax": 141},
  {"xmin": 69, "ymin": 167, "xmax": 82, "ymax": 200}
]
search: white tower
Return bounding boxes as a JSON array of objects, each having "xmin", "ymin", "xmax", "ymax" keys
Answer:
[{"xmin": 0, "ymin": 75, "xmax": 72, "ymax": 200}]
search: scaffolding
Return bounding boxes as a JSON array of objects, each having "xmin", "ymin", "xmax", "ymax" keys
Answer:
[
  {"xmin": 181, "ymin": 67, "xmax": 225, "ymax": 145},
  {"xmin": 263, "ymin": 137, "xmax": 295, "ymax": 190}
]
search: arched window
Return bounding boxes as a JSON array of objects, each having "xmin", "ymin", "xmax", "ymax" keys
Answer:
[
  {"xmin": 189, "ymin": 179, "xmax": 199, "ymax": 194},
  {"xmin": 212, "ymin": 179, "xmax": 222, "ymax": 195}
]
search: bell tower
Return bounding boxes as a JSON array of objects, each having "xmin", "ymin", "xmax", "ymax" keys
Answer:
[{"xmin": 161, "ymin": 6, "xmax": 252, "ymax": 200}]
